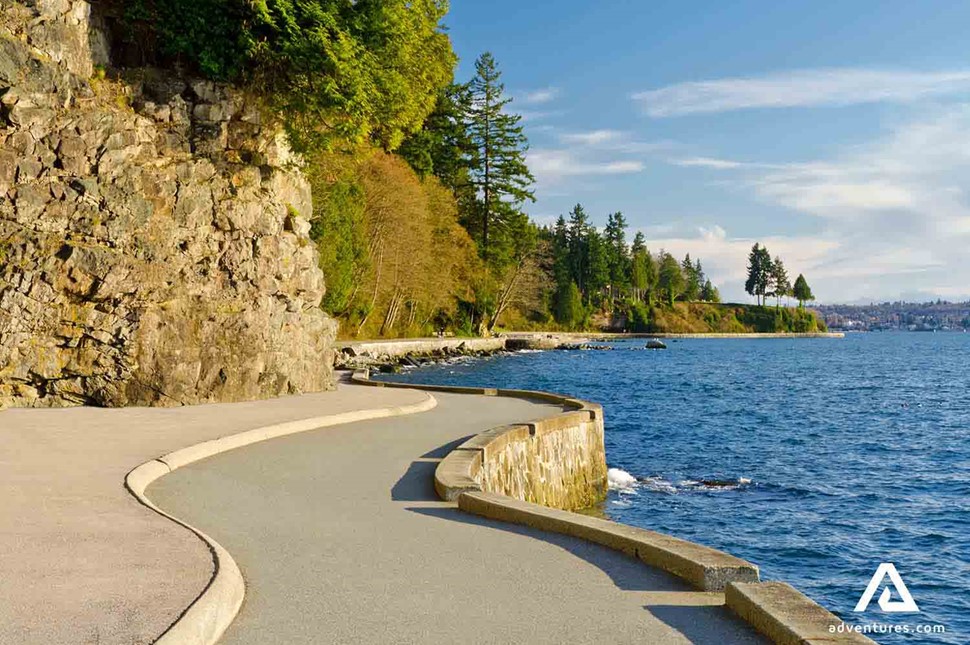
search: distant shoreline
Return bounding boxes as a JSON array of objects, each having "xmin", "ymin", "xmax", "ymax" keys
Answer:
[
  {"xmin": 333, "ymin": 332, "xmax": 846, "ymax": 371},
  {"xmin": 504, "ymin": 331, "xmax": 846, "ymax": 340}
]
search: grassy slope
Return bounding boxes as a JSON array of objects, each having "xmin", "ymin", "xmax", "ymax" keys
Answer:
[{"xmin": 620, "ymin": 302, "xmax": 828, "ymax": 334}]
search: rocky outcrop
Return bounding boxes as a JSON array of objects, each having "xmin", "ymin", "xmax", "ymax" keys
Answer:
[{"xmin": 0, "ymin": 1, "xmax": 337, "ymax": 407}]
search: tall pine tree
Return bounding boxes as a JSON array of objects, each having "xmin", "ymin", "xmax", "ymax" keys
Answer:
[
  {"xmin": 464, "ymin": 52, "xmax": 535, "ymax": 265},
  {"xmin": 745, "ymin": 243, "xmax": 772, "ymax": 305},
  {"xmin": 793, "ymin": 274, "xmax": 814, "ymax": 307},
  {"xmin": 658, "ymin": 251, "xmax": 684, "ymax": 306},
  {"xmin": 603, "ymin": 212, "xmax": 630, "ymax": 304},
  {"xmin": 682, "ymin": 253, "xmax": 700, "ymax": 301},
  {"xmin": 567, "ymin": 204, "xmax": 591, "ymax": 293},
  {"xmin": 769, "ymin": 256, "xmax": 791, "ymax": 307}
]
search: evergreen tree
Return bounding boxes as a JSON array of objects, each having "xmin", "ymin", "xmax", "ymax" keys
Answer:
[
  {"xmin": 586, "ymin": 229, "xmax": 611, "ymax": 306},
  {"xmin": 398, "ymin": 83, "xmax": 473, "ymax": 189},
  {"xmin": 682, "ymin": 253, "xmax": 701, "ymax": 301},
  {"xmin": 464, "ymin": 52, "xmax": 535, "ymax": 264},
  {"xmin": 792, "ymin": 274, "xmax": 815, "ymax": 307},
  {"xmin": 551, "ymin": 215, "xmax": 570, "ymax": 285},
  {"xmin": 603, "ymin": 212, "xmax": 630, "ymax": 303},
  {"xmin": 658, "ymin": 251, "xmax": 684, "ymax": 306},
  {"xmin": 700, "ymin": 279, "xmax": 720, "ymax": 303},
  {"xmin": 769, "ymin": 256, "xmax": 791, "ymax": 307},
  {"xmin": 566, "ymin": 204, "xmax": 591, "ymax": 293},
  {"xmin": 628, "ymin": 232, "xmax": 655, "ymax": 303},
  {"xmin": 630, "ymin": 250, "xmax": 648, "ymax": 302},
  {"xmin": 745, "ymin": 243, "xmax": 772, "ymax": 305},
  {"xmin": 553, "ymin": 281, "xmax": 585, "ymax": 327},
  {"xmin": 631, "ymin": 231, "xmax": 646, "ymax": 255},
  {"xmin": 642, "ymin": 250, "xmax": 658, "ymax": 304}
]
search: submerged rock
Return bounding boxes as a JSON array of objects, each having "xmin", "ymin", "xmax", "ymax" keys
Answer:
[{"xmin": 557, "ymin": 343, "xmax": 613, "ymax": 351}]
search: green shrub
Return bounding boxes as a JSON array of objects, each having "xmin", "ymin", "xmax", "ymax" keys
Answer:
[
  {"xmin": 121, "ymin": 0, "xmax": 456, "ymax": 152},
  {"xmin": 553, "ymin": 281, "xmax": 586, "ymax": 329}
]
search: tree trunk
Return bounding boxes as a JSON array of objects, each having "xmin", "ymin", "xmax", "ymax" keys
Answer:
[
  {"xmin": 356, "ymin": 244, "xmax": 384, "ymax": 336},
  {"xmin": 488, "ymin": 258, "xmax": 526, "ymax": 333},
  {"xmin": 380, "ymin": 290, "xmax": 403, "ymax": 336}
]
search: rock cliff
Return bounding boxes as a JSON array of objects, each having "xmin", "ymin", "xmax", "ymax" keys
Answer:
[{"xmin": 0, "ymin": 0, "xmax": 337, "ymax": 407}]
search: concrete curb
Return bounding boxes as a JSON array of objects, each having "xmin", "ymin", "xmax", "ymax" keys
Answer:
[
  {"xmin": 355, "ymin": 368, "xmax": 870, "ymax": 643},
  {"xmin": 354, "ymin": 369, "xmax": 755, "ymax": 591},
  {"xmin": 460, "ymin": 491, "xmax": 759, "ymax": 592},
  {"xmin": 726, "ymin": 581, "xmax": 876, "ymax": 644},
  {"xmin": 350, "ymin": 370, "xmax": 605, "ymax": 506},
  {"xmin": 125, "ymin": 391, "xmax": 437, "ymax": 645}
]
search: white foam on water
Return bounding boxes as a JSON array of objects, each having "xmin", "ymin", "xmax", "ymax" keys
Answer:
[
  {"xmin": 607, "ymin": 467, "xmax": 639, "ymax": 493},
  {"xmin": 640, "ymin": 476, "xmax": 679, "ymax": 494}
]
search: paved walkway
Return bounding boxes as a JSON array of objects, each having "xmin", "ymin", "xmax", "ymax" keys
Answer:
[
  {"xmin": 150, "ymin": 391, "xmax": 767, "ymax": 645},
  {"xmin": 0, "ymin": 383, "xmax": 430, "ymax": 645}
]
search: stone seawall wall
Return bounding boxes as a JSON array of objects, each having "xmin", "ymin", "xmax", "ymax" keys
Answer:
[
  {"xmin": 338, "ymin": 337, "xmax": 505, "ymax": 360},
  {"xmin": 478, "ymin": 411, "xmax": 607, "ymax": 510},
  {"xmin": 0, "ymin": 1, "xmax": 337, "ymax": 407}
]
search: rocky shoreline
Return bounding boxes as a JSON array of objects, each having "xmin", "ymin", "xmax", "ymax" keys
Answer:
[
  {"xmin": 333, "ymin": 335, "xmax": 612, "ymax": 373},
  {"xmin": 333, "ymin": 329, "xmax": 842, "ymax": 375}
]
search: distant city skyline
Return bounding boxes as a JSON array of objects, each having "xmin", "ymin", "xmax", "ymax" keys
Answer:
[{"xmin": 446, "ymin": 1, "xmax": 970, "ymax": 304}]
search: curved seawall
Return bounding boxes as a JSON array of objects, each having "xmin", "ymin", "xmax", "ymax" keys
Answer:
[{"xmin": 352, "ymin": 366, "xmax": 874, "ymax": 644}]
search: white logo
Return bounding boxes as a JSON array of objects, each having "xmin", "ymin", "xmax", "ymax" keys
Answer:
[{"xmin": 854, "ymin": 563, "xmax": 920, "ymax": 613}]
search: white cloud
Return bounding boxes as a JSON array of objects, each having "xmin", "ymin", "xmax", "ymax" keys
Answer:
[
  {"xmin": 755, "ymin": 170, "xmax": 917, "ymax": 214},
  {"xmin": 649, "ymin": 104, "xmax": 970, "ymax": 301},
  {"xmin": 559, "ymin": 129, "xmax": 625, "ymax": 145},
  {"xmin": 517, "ymin": 108, "xmax": 562, "ymax": 122},
  {"xmin": 641, "ymin": 225, "xmax": 838, "ymax": 301},
  {"xmin": 671, "ymin": 156, "xmax": 746, "ymax": 169},
  {"xmin": 633, "ymin": 68, "xmax": 970, "ymax": 117},
  {"xmin": 518, "ymin": 87, "xmax": 560, "ymax": 105},
  {"xmin": 528, "ymin": 149, "xmax": 644, "ymax": 184}
]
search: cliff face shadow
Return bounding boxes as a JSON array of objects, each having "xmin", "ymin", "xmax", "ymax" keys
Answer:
[{"xmin": 407, "ymin": 505, "xmax": 688, "ymax": 593}]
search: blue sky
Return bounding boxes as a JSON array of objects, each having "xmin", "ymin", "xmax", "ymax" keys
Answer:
[{"xmin": 445, "ymin": 1, "xmax": 970, "ymax": 303}]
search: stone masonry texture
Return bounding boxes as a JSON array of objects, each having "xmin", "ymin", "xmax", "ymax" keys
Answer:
[{"xmin": 0, "ymin": 1, "xmax": 337, "ymax": 407}]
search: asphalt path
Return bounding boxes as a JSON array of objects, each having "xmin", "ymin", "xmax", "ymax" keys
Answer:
[{"xmin": 149, "ymin": 390, "xmax": 767, "ymax": 644}]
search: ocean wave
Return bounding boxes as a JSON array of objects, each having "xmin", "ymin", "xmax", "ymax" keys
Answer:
[
  {"xmin": 609, "ymin": 468, "xmax": 754, "ymax": 495},
  {"xmin": 607, "ymin": 467, "xmax": 639, "ymax": 493}
]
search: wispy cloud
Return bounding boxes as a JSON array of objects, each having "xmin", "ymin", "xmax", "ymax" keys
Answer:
[
  {"xmin": 647, "ymin": 104, "xmax": 970, "ymax": 301},
  {"xmin": 671, "ymin": 156, "xmax": 747, "ymax": 169},
  {"xmin": 528, "ymin": 149, "xmax": 644, "ymax": 184},
  {"xmin": 557, "ymin": 130, "xmax": 676, "ymax": 155},
  {"xmin": 559, "ymin": 129, "xmax": 625, "ymax": 145},
  {"xmin": 518, "ymin": 87, "xmax": 560, "ymax": 105},
  {"xmin": 633, "ymin": 68, "xmax": 970, "ymax": 117},
  {"xmin": 517, "ymin": 108, "xmax": 563, "ymax": 122},
  {"xmin": 642, "ymin": 225, "xmax": 838, "ymax": 301}
]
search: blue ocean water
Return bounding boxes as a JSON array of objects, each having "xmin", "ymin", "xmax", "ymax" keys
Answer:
[{"xmin": 386, "ymin": 333, "xmax": 970, "ymax": 644}]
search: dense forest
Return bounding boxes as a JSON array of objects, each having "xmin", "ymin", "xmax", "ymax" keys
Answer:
[{"xmin": 123, "ymin": 0, "xmax": 824, "ymax": 337}]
